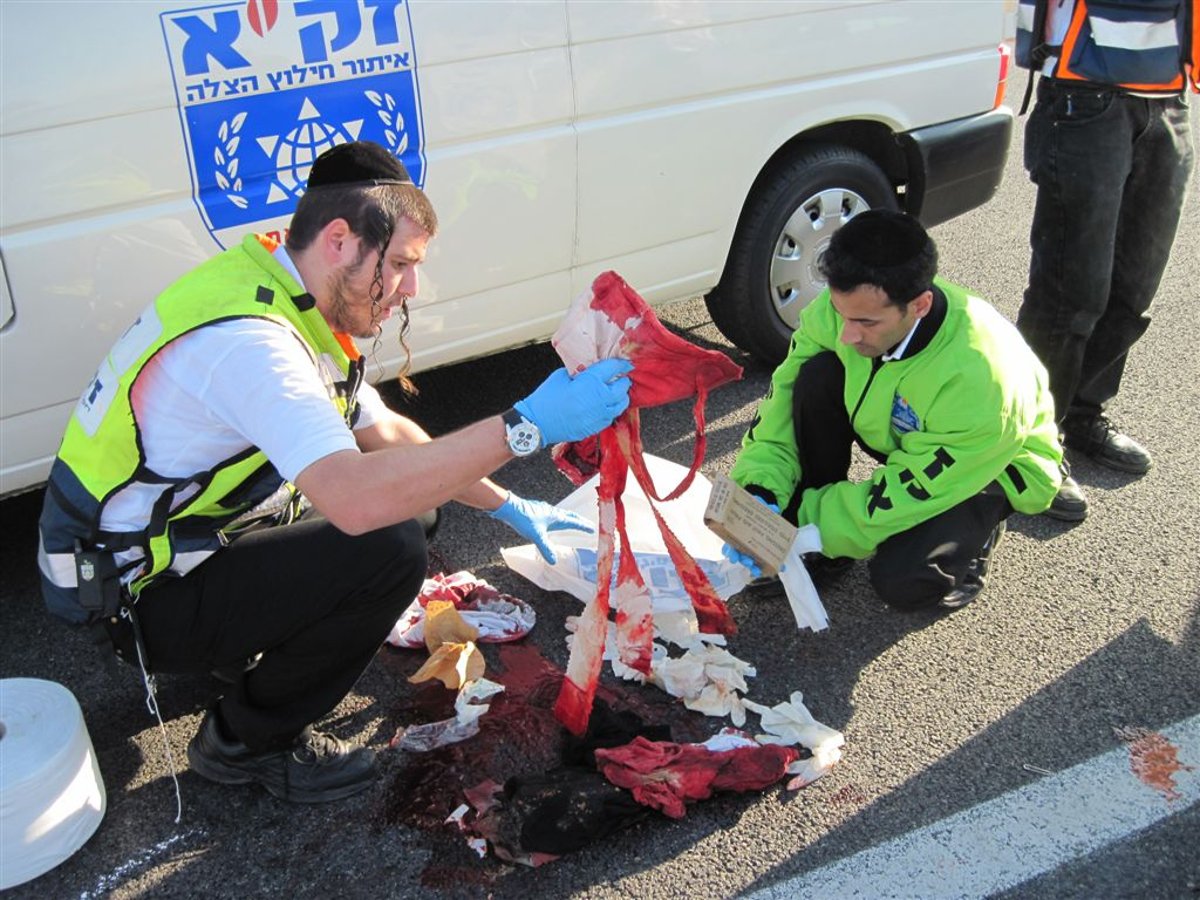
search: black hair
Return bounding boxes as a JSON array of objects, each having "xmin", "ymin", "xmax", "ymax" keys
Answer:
[
  {"xmin": 818, "ymin": 209, "xmax": 937, "ymax": 307},
  {"xmin": 285, "ymin": 183, "xmax": 438, "ymax": 394}
]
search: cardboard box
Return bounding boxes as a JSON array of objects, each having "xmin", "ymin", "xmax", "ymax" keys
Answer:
[{"xmin": 703, "ymin": 474, "xmax": 797, "ymax": 576}]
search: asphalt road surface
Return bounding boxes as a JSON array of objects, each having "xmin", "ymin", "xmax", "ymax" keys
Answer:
[{"xmin": 2, "ymin": 103, "xmax": 1197, "ymax": 899}]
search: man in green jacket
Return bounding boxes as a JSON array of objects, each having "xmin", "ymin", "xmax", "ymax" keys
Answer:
[{"xmin": 725, "ymin": 210, "xmax": 1062, "ymax": 610}]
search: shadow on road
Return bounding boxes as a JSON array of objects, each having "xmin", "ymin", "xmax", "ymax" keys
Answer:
[{"xmin": 741, "ymin": 605, "xmax": 1200, "ymax": 897}]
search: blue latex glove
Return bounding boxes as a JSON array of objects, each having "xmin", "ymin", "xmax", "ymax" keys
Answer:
[
  {"xmin": 720, "ymin": 496, "xmax": 780, "ymax": 579},
  {"xmin": 514, "ymin": 358, "xmax": 633, "ymax": 445},
  {"xmin": 489, "ymin": 493, "xmax": 595, "ymax": 565},
  {"xmin": 721, "ymin": 542, "xmax": 763, "ymax": 579}
]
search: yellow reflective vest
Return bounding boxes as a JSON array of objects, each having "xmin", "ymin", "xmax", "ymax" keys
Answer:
[{"xmin": 38, "ymin": 234, "xmax": 363, "ymax": 623}]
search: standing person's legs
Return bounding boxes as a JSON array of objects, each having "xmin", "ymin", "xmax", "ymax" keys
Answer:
[
  {"xmin": 868, "ymin": 488, "xmax": 1012, "ymax": 611},
  {"xmin": 1016, "ymin": 79, "xmax": 1136, "ymax": 422},
  {"xmin": 110, "ymin": 514, "xmax": 427, "ymax": 750},
  {"xmin": 1069, "ymin": 94, "xmax": 1195, "ymax": 423}
]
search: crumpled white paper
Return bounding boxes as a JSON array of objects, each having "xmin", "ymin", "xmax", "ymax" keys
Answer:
[{"xmin": 650, "ymin": 641, "xmax": 757, "ymax": 726}]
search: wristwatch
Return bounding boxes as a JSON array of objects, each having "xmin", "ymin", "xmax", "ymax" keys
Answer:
[{"xmin": 502, "ymin": 407, "xmax": 542, "ymax": 456}]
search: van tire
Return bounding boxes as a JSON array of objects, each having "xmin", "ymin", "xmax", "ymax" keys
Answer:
[{"xmin": 706, "ymin": 145, "xmax": 898, "ymax": 365}]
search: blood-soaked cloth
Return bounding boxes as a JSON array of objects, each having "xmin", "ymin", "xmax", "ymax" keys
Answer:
[
  {"xmin": 464, "ymin": 770, "xmax": 650, "ymax": 863},
  {"xmin": 458, "ymin": 699, "xmax": 672, "ymax": 862},
  {"xmin": 594, "ymin": 735, "xmax": 799, "ymax": 819},
  {"xmin": 551, "ymin": 271, "xmax": 743, "ymax": 735}
]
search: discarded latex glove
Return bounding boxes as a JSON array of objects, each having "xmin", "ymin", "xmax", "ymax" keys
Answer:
[
  {"xmin": 391, "ymin": 678, "xmax": 506, "ymax": 752},
  {"xmin": 688, "ymin": 680, "xmax": 748, "ymax": 727},
  {"xmin": 514, "ymin": 358, "xmax": 634, "ymax": 444},
  {"xmin": 652, "ymin": 610, "xmax": 727, "ymax": 649},
  {"xmin": 784, "ymin": 744, "xmax": 845, "ymax": 790},
  {"xmin": 649, "ymin": 643, "xmax": 756, "ymax": 725},
  {"xmin": 489, "ymin": 493, "xmax": 594, "ymax": 565},
  {"xmin": 408, "ymin": 640, "xmax": 485, "ymax": 689},
  {"xmin": 719, "ymin": 496, "xmax": 779, "ymax": 579},
  {"xmin": 742, "ymin": 690, "xmax": 844, "ymax": 788}
]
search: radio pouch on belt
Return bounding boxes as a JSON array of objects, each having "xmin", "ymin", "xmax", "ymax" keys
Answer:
[
  {"xmin": 74, "ymin": 540, "xmax": 123, "ymax": 618},
  {"xmin": 75, "ymin": 540, "xmax": 138, "ymax": 675}
]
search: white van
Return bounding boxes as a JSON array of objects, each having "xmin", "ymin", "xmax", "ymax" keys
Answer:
[{"xmin": 0, "ymin": 0, "xmax": 1016, "ymax": 497}]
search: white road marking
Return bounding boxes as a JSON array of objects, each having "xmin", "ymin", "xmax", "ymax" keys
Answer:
[
  {"xmin": 747, "ymin": 714, "xmax": 1199, "ymax": 899},
  {"xmin": 78, "ymin": 829, "xmax": 204, "ymax": 900}
]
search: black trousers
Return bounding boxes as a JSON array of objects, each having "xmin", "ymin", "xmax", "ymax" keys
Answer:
[
  {"xmin": 786, "ymin": 351, "xmax": 1011, "ymax": 611},
  {"xmin": 106, "ymin": 514, "xmax": 428, "ymax": 750},
  {"xmin": 1017, "ymin": 79, "xmax": 1194, "ymax": 423}
]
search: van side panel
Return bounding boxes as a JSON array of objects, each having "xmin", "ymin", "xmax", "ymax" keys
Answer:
[
  {"xmin": 0, "ymin": 0, "xmax": 576, "ymax": 495},
  {"xmin": 569, "ymin": 1, "xmax": 1007, "ymax": 295},
  {"xmin": 0, "ymin": 0, "xmax": 1011, "ymax": 497},
  {"xmin": 401, "ymin": 2, "xmax": 575, "ymax": 365}
]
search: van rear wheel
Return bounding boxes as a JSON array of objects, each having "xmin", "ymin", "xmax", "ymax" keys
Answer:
[{"xmin": 706, "ymin": 145, "xmax": 898, "ymax": 365}]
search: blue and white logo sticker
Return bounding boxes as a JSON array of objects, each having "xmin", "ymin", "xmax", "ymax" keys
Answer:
[
  {"xmin": 891, "ymin": 394, "xmax": 921, "ymax": 435},
  {"xmin": 161, "ymin": 0, "xmax": 424, "ymax": 248}
]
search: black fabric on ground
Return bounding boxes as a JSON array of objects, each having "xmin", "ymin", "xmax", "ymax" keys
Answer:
[
  {"xmin": 466, "ymin": 700, "xmax": 669, "ymax": 859},
  {"xmin": 562, "ymin": 698, "xmax": 673, "ymax": 767},
  {"xmin": 505, "ymin": 767, "xmax": 654, "ymax": 855}
]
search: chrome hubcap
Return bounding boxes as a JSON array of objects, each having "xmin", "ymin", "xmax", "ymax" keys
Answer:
[{"xmin": 769, "ymin": 187, "xmax": 872, "ymax": 328}]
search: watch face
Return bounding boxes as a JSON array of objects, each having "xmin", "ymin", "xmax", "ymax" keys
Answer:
[{"xmin": 508, "ymin": 421, "xmax": 541, "ymax": 456}]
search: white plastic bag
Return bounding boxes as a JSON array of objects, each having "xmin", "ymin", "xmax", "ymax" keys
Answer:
[{"xmin": 500, "ymin": 455, "xmax": 752, "ymax": 619}]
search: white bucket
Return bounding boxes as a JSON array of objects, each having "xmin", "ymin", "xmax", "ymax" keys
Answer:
[{"xmin": 0, "ymin": 678, "xmax": 106, "ymax": 890}]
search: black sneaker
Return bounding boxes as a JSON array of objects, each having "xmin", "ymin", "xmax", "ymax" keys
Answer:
[
  {"xmin": 187, "ymin": 709, "xmax": 376, "ymax": 803},
  {"xmin": 1043, "ymin": 474, "xmax": 1089, "ymax": 522},
  {"xmin": 1062, "ymin": 415, "xmax": 1152, "ymax": 474},
  {"xmin": 939, "ymin": 520, "xmax": 1006, "ymax": 610}
]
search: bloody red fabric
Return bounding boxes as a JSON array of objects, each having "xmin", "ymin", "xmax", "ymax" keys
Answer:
[
  {"xmin": 584, "ymin": 271, "xmax": 744, "ymax": 412},
  {"xmin": 594, "ymin": 737, "xmax": 799, "ymax": 819},
  {"xmin": 550, "ymin": 272, "xmax": 743, "ymax": 735}
]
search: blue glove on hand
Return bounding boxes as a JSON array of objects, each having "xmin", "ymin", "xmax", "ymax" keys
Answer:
[
  {"xmin": 489, "ymin": 493, "xmax": 595, "ymax": 565},
  {"xmin": 721, "ymin": 542, "xmax": 763, "ymax": 579},
  {"xmin": 514, "ymin": 358, "xmax": 633, "ymax": 445},
  {"xmin": 720, "ymin": 496, "xmax": 779, "ymax": 579}
]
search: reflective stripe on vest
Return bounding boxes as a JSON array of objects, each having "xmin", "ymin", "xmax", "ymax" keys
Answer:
[{"xmin": 1017, "ymin": 0, "xmax": 1198, "ymax": 93}]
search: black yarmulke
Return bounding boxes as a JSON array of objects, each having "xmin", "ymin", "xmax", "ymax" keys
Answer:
[
  {"xmin": 306, "ymin": 141, "xmax": 411, "ymax": 190},
  {"xmin": 831, "ymin": 209, "xmax": 929, "ymax": 267}
]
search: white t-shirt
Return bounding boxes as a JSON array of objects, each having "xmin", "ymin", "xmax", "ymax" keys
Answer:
[{"xmin": 100, "ymin": 272, "xmax": 387, "ymax": 534}]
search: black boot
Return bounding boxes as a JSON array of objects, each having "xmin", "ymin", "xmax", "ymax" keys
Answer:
[
  {"xmin": 187, "ymin": 709, "xmax": 377, "ymax": 803},
  {"xmin": 1063, "ymin": 414, "xmax": 1152, "ymax": 474}
]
